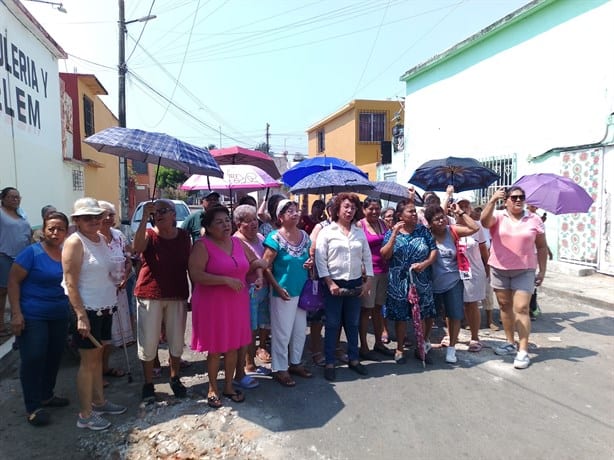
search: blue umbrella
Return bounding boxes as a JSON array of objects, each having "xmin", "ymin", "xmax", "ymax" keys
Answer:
[
  {"xmin": 85, "ymin": 126, "xmax": 223, "ymax": 199},
  {"xmin": 289, "ymin": 169, "xmax": 374, "ymax": 195},
  {"xmin": 282, "ymin": 156, "xmax": 368, "ymax": 187},
  {"xmin": 408, "ymin": 156, "xmax": 499, "ymax": 192}
]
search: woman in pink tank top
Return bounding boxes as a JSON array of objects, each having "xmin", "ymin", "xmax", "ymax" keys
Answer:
[{"xmin": 358, "ymin": 197, "xmax": 394, "ymax": 359}]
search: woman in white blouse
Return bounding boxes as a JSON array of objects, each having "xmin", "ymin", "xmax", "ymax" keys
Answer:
[{"xmin": 315, "ymin": 193, "xmax": 373, "ymax": 382}]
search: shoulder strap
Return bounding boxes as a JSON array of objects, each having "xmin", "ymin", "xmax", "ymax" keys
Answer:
[{"xmin": 449, "ymin": 225, "xmax": 459, "ymax": 244}]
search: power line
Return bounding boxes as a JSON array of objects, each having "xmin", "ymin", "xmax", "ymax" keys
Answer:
[{"xmin": 125, "ymin": 0, "xmax": 157, "ymax": 62}]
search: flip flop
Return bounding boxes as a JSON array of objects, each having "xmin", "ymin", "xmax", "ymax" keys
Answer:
[
  {"xmin": 233, "ymin": 375, "xmax": 260, "ymax": 389},
  {"xmin": 222, "ymin": 389, "xmax": 245, "ymax": 403},
  {"xmin": 468, "ymin": 340, "xmax": 483, "ymax": 352},
  {"xmin": 207, "ymin": 395, "xmax": 223, "ymax": 409},
  {"xmin": 246, "ymin": 366, "xmax": 272, "ymax": 376},
  {"xmin": 103, "ymin": 368, "xmax": 125, "ymax": 378}
]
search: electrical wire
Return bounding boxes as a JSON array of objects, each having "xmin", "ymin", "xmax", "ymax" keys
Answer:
[
  {"xmin": 350, "ymin": 0, "xmax": 391, "ymax": 99},
  {"xmin": 125, "ymin": 0, "xmax": 157, "ymax": 63},
  {"xmin": 149, "ymin": 0, "xmax": 203, "ymax": 127}
]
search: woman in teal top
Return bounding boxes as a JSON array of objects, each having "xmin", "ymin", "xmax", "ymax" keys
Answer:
[{"xmin": 263, "ymin": 199, "xmax": 313, "ymax": 387}]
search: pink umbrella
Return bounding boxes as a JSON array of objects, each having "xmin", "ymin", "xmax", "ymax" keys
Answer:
[
  {"xmin": 408, "ymin": 269, "xmax": 425, "ymax": 368},
  {"xmin": 211, "ymin": 146, "xmax": 281, "ymax": 179},
  {"xmin": 180, "ymin": 164, "xmax": 280, "ymax": 192}
]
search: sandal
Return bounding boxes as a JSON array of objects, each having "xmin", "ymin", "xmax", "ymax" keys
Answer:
[
  {"xmin": 256, "ymin": 347, "xmax": 272, "ymax": 363},
  {"xmin": 222, "ymin": 389, "xmax": 245, "ymax": 403},
  {"xmin": 288, "ymin": 365, "xmax": 313, "ymax": 378},
  {"xmin": 27, "ymin": 408, "xmax": 50, "ymax": 426},
  {"xmin": 103, "ymin": 368, "xmax": 125, "ymax": 378},
  {"xmin": 207, "ymin": 395, "xmax": 223, "ymax": 409},
  {"xmin": 311, "ymin": 352, "xmax": 326, "ymax": 367},
  {"xmin": 468, "ymin": 340, "xmax": 483, "ymax": 352},
  {"xmin": 233, "ymin": 375, "xmax": 260, "ymax": 389},
  {"xmin": 394, "ymin": 351, "xmax": 406, "ymax": 364},
  {"xmin": 440, "ymin": 336, "xmax": 450, "ymax": 347},
  {"xmin": 273, "ymin": 371, "xmax": 296, "ymax": 387},
  {"xmin": 245, "ymin": 365, "xmax": 272, "ymax": 376}
]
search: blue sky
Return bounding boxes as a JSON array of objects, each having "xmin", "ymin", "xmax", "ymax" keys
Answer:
[{"xmin": 24, "ymin": 0, "xmax": 528, "ymax": 156}]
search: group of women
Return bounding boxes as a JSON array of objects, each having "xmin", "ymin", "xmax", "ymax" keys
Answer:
[{"xmin": 5, "ymin": 183, "xmax": 546, "ymax": 426}]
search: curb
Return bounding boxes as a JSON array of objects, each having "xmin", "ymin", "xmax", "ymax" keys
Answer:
[{"xmin": 541, "ymin": 286, "xmax": 613, "ymax": 312}]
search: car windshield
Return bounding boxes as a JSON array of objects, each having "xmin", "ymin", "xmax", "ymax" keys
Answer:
[{"xmin": 133, "ymin": 203, "xmax": 190, "ymax": 222}]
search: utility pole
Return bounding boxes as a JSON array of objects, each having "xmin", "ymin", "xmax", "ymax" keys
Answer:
[
  {"xmin": 265, "ymin": 123, "xmax": 270, "ymax": 155},
  {"xmin": 118, "ymin": 0, "xmax": 128, "ymax": 225},
  {"xmin": 117, "ymin": 0, "xmax": 156, "ymax": 225}
]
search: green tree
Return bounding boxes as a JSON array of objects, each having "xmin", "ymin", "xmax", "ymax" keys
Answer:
[
  {"xmin": 254, "ymin": 142, "xmax": 271, "ymax": 156},
  {"xmin": 156, "ymin": 166, "xmax": 187, "ymax": 190}
]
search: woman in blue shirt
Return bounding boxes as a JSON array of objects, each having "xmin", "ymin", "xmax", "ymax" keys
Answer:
[
  {"xmin": 8, "ymin": 211, "xmax": 71, "ymax": 426},
  {"xmin": 263, "ymin": 199, "xmax": 313, "ymax": 387}
]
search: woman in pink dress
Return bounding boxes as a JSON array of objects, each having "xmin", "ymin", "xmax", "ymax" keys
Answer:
[{"xmin": 189, "ymin": 206, "xmax": 264, "ymax": 409}]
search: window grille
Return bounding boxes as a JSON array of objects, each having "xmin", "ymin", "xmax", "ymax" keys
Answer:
[
  {"xmin": 317, "ymin": 129, "xmax": 325, "ymax": 153},
  {"xmin": 83, "ymin": 96, "xmax": 95, "ymax": 137},
  {"xmin": 475, "ymin": 154, "xmax": 517, "ymax": 205},
  {"xmin": 359, "ymin": 112, "xmax": 386, "ymax": 142},
  {"xmin": 72, "ymin": 169, "xmax": 84, "ymax": 191}
]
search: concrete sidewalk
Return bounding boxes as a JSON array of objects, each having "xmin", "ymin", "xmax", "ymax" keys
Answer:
[{"xmin": 541, "ymin": 262, "xmax": 613, "ymax": 311}]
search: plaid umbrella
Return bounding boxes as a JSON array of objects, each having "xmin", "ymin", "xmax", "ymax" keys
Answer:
[
  {"xmin": 84, "ymin": 127, "xmax": 223, "ymax": 198},
  {"xmin": 408, "ymin": 269, "xmax": 425, "ymax": 368},
  {"xmin": 409, "ymin": 156, "xmax": 499, "ymax": 192},
  {"xmin": 289, "ymin": 169, "xmax": 374, "ymax": 195}
]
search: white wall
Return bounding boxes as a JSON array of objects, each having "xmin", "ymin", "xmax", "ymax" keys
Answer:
[
  {"xmin": 0, "ymin": 4, "xmax": 76, "ymax": 227},
  {"xmin": 389, "ymin": 1, "xmax": 614, "ymax": 184}
]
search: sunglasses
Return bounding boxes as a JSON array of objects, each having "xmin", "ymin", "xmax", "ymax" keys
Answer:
[
  {"xmin": 508, "ymin": 195, "xmax": 526, "ymax": 202},
  {"xmin": 154, "ymin": 207, "xmax": 173, "ymax": 215},
  {"xmin": 80, "ymin": 214, "xmax": 103, "ymax": 221}
]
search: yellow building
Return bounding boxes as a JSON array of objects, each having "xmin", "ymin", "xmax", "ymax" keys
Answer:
[
  {"xmin": 306, "ymin": 99, "xmax": 404, "ymax": 181},
  {"xmin": 60, "ymin": 73, "xmax": 120, "ymax": 209}
]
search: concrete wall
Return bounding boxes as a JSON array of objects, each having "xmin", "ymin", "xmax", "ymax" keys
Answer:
[
  {"xmin": 391, "ymin": 0, "xmax": 613, "ymax": 184},
  {"xmin": 0, "ymin": 2, "xmax": 75, "ymax": 226}
]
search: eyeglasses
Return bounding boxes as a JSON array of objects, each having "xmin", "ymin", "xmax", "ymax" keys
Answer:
[
  {"xmin": 154, "ymin": 208, "xmax": 173, "ymax": 215},
  {"xmin": 508, "ymin": 195, "xmax": 526, "ymax": 202},
  {"xmin": 80, "ymin": 214, "xmax": 103, "ymax": 222}
]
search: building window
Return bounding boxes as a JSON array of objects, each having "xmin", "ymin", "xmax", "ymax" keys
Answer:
[
  {"xmin": 359, "ymin": 112, "xmax": 386, "ymax": 142},
  {"xmin": 475, "ymin": 154, "xmax": 517, "ymax": 205},
  {"xmin": 83, "ymin": 96, "xmax": 95, "ymax": 137},
  {"xmin": 383, "ymin": 171, "xmax": 397, "ymax": 182},
  {"xmin": 317, "ymin": 129, "xmax": 325, "ymax": 153},
  {"xmin": 72, "ymin": 169, "xmax": 84, "ymax": 191},
  {"xmin": 132, "ymin": 160, "xmax": 148, "ymax": 174}
]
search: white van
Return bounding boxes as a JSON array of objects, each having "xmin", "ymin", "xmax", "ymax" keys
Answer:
[{"xmin": 129, "ymin": 200, "xmax": 191, "ymax": 234}]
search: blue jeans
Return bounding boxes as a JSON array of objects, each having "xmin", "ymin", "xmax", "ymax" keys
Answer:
[
  {"xmin": 17, "ymin": 318, "xmax": 68, "ymax": 413},
  {"xmin": 324, "ymin": 278, "xmax": 362, "ymax": 365}
]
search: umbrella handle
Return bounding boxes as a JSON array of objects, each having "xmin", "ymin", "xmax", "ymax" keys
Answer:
[{"xmin": 408, "ymin": 267, "xmax": 415, "ymax": 285}]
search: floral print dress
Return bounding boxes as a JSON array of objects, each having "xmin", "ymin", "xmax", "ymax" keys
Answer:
[{"xmin": 383, "ymin": 224, "xmax": 437, "ymax": 321}]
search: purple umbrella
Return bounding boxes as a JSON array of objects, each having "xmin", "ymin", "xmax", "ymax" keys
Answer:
[
  {"xmin": 512, "ymin": 173, "xmax": 594, "ymax": 215},
  {"xmin": 408, "ymin": 269, "xmax": 425, "ymax": 368}
]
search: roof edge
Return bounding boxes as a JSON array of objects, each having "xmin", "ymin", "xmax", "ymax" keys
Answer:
[
  {"xmin": 399, "ymin": 0, "xmax": 552, "ymax": 83},
  {"xmin": 6, "ymin": 0, "xmax": 67, "ymax": 59}
]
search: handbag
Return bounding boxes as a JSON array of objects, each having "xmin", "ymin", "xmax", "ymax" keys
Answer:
[{"xmin": 298, "ymin": 270, "xmax": 325, "ymax": 312}]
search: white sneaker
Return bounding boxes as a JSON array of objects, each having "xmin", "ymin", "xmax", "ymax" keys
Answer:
[
  {"xmin": 514, "ymin": 351, "xmax": 531, "ymax": 369},
  {"xmin": 494, "ymin": 342, "xmax": 517, "ymax": 356},
  {"xmin": 445, "ymin": 347, "xmax": 457, "ymax": 364}
]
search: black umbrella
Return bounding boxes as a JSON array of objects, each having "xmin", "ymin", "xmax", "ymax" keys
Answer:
[{"xmin": 408, "ymin": 156, "xmax": 499, "ymax": 192}]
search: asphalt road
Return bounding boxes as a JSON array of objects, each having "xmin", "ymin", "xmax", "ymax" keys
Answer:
[{"xmin": 0, "ymin": 289, "xmax": 612, "ymax": 459}]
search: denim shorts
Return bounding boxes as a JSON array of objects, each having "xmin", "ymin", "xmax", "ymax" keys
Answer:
[
  {"xmin": 434, "ymin": 279, "xmax": 464, "ymax": 320},
  {"xmin": 0, "ymin": 253, "xmax": 14, "ymax": 287}
]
